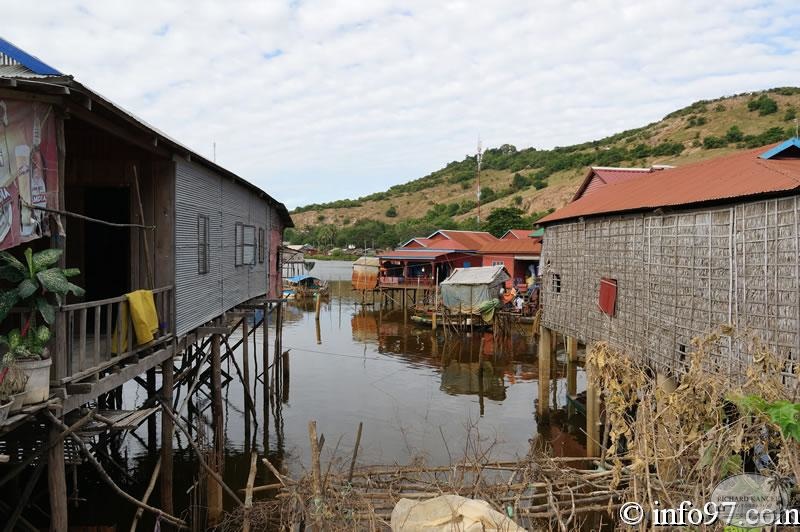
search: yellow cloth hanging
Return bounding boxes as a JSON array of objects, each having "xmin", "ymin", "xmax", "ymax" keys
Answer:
[{"xmin": 111, "ymin": 290, "xmax": 159, "ymax": 353}]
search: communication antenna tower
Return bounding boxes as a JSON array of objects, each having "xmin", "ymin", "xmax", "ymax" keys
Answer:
[{"xmin": 476, "ymin": 138, "xmax": 483, "ymax": 224}]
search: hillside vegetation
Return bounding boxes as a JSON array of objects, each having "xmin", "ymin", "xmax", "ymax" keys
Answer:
[{"xmin": 288, "ymin": 88, "xmax": 800, "ymax": 249}]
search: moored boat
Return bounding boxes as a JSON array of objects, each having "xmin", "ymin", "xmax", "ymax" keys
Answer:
[{"xmin": 283, "ymin": 274, "xmax": 329, "ymax": 299}]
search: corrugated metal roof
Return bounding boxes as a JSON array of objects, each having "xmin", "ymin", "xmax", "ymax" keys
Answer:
[
  {"xmin": 379, "ymin": 249, "xmax": 452, "ymax": 260},
  {"xmin": 539, "ymin": 144, "xmax": 800, "ymax": 224},
  {"xmin": 431, "ymin": 230, "xmax": 497, "ymax": 250},
  {"xmin": 479, "ymin": 239, "xmax": 542, "ymax": 254},
  {"xmin": 572, "ymin": 166, "xmax": 666, "ymax": 201},
  {"xmin": 441, "ymin": 265, "xmax": 510, "ymax": 285},
  {"xmin": 500, "ymin": 229, "xmax": 532, "ymax": 239}
]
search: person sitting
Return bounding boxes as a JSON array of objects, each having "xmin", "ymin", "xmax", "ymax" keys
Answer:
[{"xmin": 513, "ymin": 294, "xmax": 524, "ymax": 312}]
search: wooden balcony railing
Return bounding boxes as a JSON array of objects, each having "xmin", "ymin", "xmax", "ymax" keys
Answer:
[
  {"xmin": 55, "ymin": 286, "xmax": 174, "ymax": 384},
  {"xmin": 378, "ymin": 276, "xmax": 435, "ymax": 288}
]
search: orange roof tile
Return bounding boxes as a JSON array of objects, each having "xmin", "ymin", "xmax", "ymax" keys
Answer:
[{"xmin": 539, "ymin": 145, "xmax": 800, "ymax": 224}]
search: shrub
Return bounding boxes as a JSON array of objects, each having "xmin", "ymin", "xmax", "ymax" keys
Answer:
[
  {"xmin": 703, "ymin": 136, "xmax": 727, "ymax": 149},
  {"xmin": 511, "ymin": 172, "xmax": 530, "ymax": 190},
  {"xmin": 385, "ymin": 206, "xmax": 398, "ymax": 218},
  {"xmin": 714, "ymin": 103, "xmax": 726, "ymax": 112},
  {"xmin": 513, "ymin": 195, "xmax": 523, "ymax": 206},
  {"xmin": 785, "ymin": 108, "xmax": 797, "ymax": 122},
  {"xmin": 317, "ymin": 214, "xmax": 326, "ymax": 222},
  {"xmin": 748, "ymin": 95, "xmax": 778, "ymax": 116},
  {"xmin": 479, "ymin": 187, "xmax": 496, "ymax": 203},
  {"xmin": 725, "ymin": 125, "xmax": 744, "ymax": 143}
]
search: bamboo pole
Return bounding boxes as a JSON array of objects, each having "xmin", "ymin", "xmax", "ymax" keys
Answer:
[
  {"xmin": 242, "ymin": 451, "xmax": 258, "ymax": 532},
  {"xmin": 45, "ymin": 412, "xmax": 188, "ymax": 529},
  {"xmin": 347, "ymin": 422, "xmax": 363, "ymax": 484},
  {"xmin": 132, "ymin": 164, "xmax": 154, "ymax": 289},
  {"xmin": 308, "ymin": 420, "xmax": 323, "ymax": 531}
]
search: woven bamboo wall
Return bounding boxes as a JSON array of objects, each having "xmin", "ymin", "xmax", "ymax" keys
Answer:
[{"xmin": 541, "ymin": 196, "xmax": 800, "ymax": 384}]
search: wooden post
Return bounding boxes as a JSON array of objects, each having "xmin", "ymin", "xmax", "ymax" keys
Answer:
[
  {"xmin": 160, "ymin": 355, "xmax": 174, "ymax": 522},
  {"xmin": 537, "ymin": 326, "xmax": 552, "ymax": 418},
  {"xmin": 48, "ymin": 420, "xmax": 68, "ymax": 532},
  {"xmin": 242, "ymin": 319, "xmax": 251, "ymax": 410},
  {"xmin": 282, "ymin": 349, "xmax": 290, "ymax": 404},
  {"xmin": 146, "ymin": 367, "xmax": 157, "ymax": 452},
  {"xmin": 308, "ymin": 421, "xmax": 323, "ymax": 532},
  {"xmin": 566, "ymin": 336, "xmax": 578, "ymax": 417},
  {"xmin": 315, "ymin": 293, "xmax": 321, "ymax": 320},
  {"xmin": 209, "ymin": 333, "xmax": 224, "ymax": 526},
  {"xmin": 586, "ymin": 366, "xmax": 601, "ymax": 458},
  {"xmin": 262, "ymin": 302, "xmax": 269, "ymax": 394},
  {"xmin": 432, "ymin": 282, "xmax": 438, "ymax": 330}
]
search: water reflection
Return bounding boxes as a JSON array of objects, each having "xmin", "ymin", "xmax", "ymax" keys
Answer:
[{"xmin": 27, "ymin": 261, "xmax": 591, "ymax": 529}]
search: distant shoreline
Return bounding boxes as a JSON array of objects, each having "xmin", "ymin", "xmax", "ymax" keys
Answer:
[{"xmin": 306, "ymin": 253, "xmax": 362, "ymax": 262}]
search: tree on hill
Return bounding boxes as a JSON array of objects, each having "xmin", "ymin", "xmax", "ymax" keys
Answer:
[
  {"xmin": 385, "ymin": 206, "xmax": 398, "ymax": 217},
  {"xmin": 483, "ymin": 207, "xmax": 525, "ymax": 237},
  {"xmin": 748, "ymin": 95, "xmax": 778, "ymax": 116}
]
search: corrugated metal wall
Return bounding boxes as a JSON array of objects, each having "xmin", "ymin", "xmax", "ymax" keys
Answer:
[{"xmin": 175, "ymin": 159, "xmax": 277, "ymax": 336}]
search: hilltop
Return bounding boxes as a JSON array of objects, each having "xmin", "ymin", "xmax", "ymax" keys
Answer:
[{"xmin": 287, "ymin": 88, "xmax": 800, "ymax": 248}]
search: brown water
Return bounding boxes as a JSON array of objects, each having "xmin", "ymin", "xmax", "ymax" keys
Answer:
[{"xmin": 61, "ymin": 260, "xmax": 588, "ymax": 528}]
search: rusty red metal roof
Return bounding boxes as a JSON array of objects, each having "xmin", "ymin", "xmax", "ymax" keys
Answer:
[
  {"xmin": 540, "ymin": 145, "xmax": 800, "ymax": 224},
  {"xmin": 479, "ymin": 239, "xmax": 542, "ymax": 254},
  {"xmin": 500, "ymin": 229, "xmax": 532, "ymax": 240},
  {"xmin": 433, "ymin": 230, "xmax": 497, "ymax": 250},
  {"xmin": 379, "ymin": 249, "xmax": 454, "ymax": 260},
  {"xmin": 572, "ymin": 166, "xmax": 669, "ymax": 201}
]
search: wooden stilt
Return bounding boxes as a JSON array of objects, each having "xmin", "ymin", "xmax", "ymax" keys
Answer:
[
  {"xmin": 537, "ymin": 326, "xmax": 552, "ymax": 418},
  {"xmin": 566, "ymin": 336, "xmax": 578, "ymax": 417},
  {"xmin": 242, "ymin": 318, "xmax": 252, "ymax": 416},
  {"xmin": 146, "ymin": 367, "xmax": 157, "ymax": 452},
  {"xmin": 282, "ymin": 349, "xmax": 290, "ymax": 404},
  {"xmin": 209, "ymin": 333, "xmax": 224, "ymax": 526},
  {"xmin": 48, "ymin": 420, "xmax": 68, "ymax": 532},
  {"xmin": 160, "ymin": 354, "xmax": 175, "ymax": 523},
  {"xmin": 586, "ymin": 367, "xmax": 601, "ymax": 458}
]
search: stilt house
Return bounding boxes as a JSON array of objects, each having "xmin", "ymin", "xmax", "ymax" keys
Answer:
[
  {"xmin": 537, "ymin": 141, "xmax": 800, "ymax": 384},
  {"xmin": 0, "ymin": 38, "xmax": 292, "ymax": 412}
]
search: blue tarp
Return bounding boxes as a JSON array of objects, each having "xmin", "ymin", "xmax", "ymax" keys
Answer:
[{"xmin": 286, "ymin": 274, "xmax": 315, "ymax": 283}]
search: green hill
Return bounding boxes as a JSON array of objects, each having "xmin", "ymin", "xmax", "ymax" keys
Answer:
[{"xmin": 288, "ymin": 88, "xmax": 800, "ymax": 250}]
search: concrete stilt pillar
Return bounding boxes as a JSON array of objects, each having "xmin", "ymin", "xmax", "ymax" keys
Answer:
[{"xmin": 537, "ymin": 326, "xmax": 552, "ymax": 417}]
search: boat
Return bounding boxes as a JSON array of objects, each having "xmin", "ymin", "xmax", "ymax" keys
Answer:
[{"xmin": 282, "ymin": 274, "xmax": 329, "ymax": 299}]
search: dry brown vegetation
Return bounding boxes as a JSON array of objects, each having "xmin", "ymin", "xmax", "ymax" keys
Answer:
[{"xmin": 292, "ymin": 90, "xmax": 800, "ymax": 230}]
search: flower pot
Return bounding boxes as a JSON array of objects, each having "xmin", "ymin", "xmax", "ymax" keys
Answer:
[
  {"xmin": 0, "ymin": 400, "xmax": 11, "ymax": 423},
  {"xmin": 9, "ymin": 392, "xmax": 26, "ymax": 413},
  {"xmin": 17, "ymin": 357, "xmax": 52, "ymax": 405}
]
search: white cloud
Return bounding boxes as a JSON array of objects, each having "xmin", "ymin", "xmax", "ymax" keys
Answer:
[{"xmin": 4, "ymin": 0, "xmax": 800, "ymax": 208}]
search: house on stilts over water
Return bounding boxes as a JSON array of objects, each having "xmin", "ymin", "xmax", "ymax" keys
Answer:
[
  {"xmin": 535, "ymin": 139, "xmax": 800, "ymax": 455},
  {"xmin": 0, "ymin": 37, "xmax": 292, "ymax": 528}
]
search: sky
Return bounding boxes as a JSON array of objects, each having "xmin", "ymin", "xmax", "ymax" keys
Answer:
[{"xmin": 5, "ymin": 1, "xmax": 800, "ymax": 209}]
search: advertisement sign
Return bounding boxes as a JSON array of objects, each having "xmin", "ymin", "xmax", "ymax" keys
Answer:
[{"xmin": 0, "ymin": 99, "xmax": 59, "ymax": 250}]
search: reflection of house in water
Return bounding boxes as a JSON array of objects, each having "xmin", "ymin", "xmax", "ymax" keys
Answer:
[{"xmin": 440, "ymin": 360, "xmax": 506, "ymax": 401}]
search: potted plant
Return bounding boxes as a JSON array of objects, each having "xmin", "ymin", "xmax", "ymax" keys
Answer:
[
  {"xmin": 0, "ymin": 247, "xmax": 83, "ymax": 405},
  {"xmin": 0, "ymin": 359, "xmax": 28, "ymax": 412}
]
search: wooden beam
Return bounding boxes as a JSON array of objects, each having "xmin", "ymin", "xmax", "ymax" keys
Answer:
[
  {"xmin": 64, "ymin": 103, "xmax": 170, "ymax": 157},
  {"xmin": 62, "ymin": 346, "xmax": 174, "ymax": 413},
  {"xmin": 197, "ymin": 326, "xmax": 231, "ymax": 336}
]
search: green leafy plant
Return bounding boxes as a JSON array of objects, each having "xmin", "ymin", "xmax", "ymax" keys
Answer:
[
  {"xmin": 0, "ymin": 248, "xmax": 83, "ymax": 360},
  {"xmin": 731, "ymin": 394, "xmax": 800, "ymax": 442}
]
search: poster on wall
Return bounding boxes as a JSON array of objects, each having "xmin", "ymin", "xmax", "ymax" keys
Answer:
[{"xmin": 0, "ymin": 99, "xmax": 59, "ymax": 251}]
